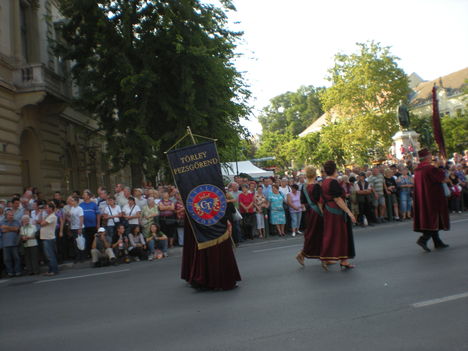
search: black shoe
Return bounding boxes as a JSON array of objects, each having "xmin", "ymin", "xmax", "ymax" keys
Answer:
[
  {"xmin": 416, "ymin": 239, "xmax": 431, "ymax": 252},
  {"xmin": 434, "ymin": 243, "xmax": 449, "ymax": 249}
]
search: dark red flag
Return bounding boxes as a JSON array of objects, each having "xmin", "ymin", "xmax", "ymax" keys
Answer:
[{"xmin": 431, "ymin": 85, "xmax": 447, "ymax": 159}]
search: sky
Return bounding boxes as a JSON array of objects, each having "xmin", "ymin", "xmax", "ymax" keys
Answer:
[{"xmin": 219, "ymin": 0, "xmax": 468, "ymax": 135}]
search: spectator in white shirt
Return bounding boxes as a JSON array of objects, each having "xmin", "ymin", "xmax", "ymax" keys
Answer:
[
  {"xmin": 117, "ymin": 186, "xmax": 131, "ymax": 208},
  {"xmin": 133, "ymin": 188, "xmax": 147, "ymax": 209},
  {"xmin": 97, "ymin": 189, "xmax": 109, "ymax": 227},
  {"xmin": 20, "ymin": 215, "xmax": 40, "ymax": 275},
  {"xmin": 40, "ymin": 202, "xmax": 59, "ymax": 276},
  {"xmin": 122, "ymin": 197, "xmax": 141, "ymax": 234},
  {"xmin": 102, "ymin": 196, "xmax": 122, "ymax": 242},
  {"xmin": 68, "ymin": 196, "xmax": 85, "ymax": 262}
]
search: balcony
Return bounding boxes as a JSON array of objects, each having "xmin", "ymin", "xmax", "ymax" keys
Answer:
[{"xmin": 13, "ymin": 63, "xmax": 72, "ymax": 100}]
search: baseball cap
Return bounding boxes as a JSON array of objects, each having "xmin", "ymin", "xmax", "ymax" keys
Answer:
[{"xmin": 97, "ymin": 227, "xmax": 106, "ymax": 233}]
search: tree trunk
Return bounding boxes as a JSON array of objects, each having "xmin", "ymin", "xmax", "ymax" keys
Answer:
[{"xmin": 130, "ymin": 162, "xmax": 144, "ymax": 188}]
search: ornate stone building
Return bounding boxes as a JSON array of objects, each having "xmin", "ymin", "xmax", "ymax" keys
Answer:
[
  {"xmin": 409, "ymin": 67, "xmax": 468, "ymax": 117},
  {"xmin": 0, "ymin": 0, "xmax": 131, "ymax": 198}
]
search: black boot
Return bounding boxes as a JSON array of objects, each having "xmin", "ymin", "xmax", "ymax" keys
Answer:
[
  {"xmin": 416, "ymin": 234, "xmax": 431, "ymax": 252},
  {"xmin": 432, "ymin": 232, "xmax": 449, "ymax": 249}
]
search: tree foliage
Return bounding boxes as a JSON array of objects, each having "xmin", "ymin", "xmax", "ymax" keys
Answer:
[
  {"xmin": 318, "ymin": 41, "xmax": 410, "ymax": 165},
  {"xmin": 55, "ymin": 0, "xmax": 250, "ymax": 184},
  {"xmin": 442, "ymin": 115, "xmax": 468, "ymax": 155},
  {"xmin": 256, "ymin": 42, "xmax": 411, "ymax": 170},
  {"xmin": 255, "ymin": 131, "xmax": 293, "ymax": 168},
  {"xmin": 322, "ymin": 41, "xmax": 410, "ymax": 115},
  {"xmin": 258, "ymin": 85, "xmax": 324, "ymax": 136},
  {"xmin": 411, "ymin": 112, "xmax": 468, "ymax": 156}
]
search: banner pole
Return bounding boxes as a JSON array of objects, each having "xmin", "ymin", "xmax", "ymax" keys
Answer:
[{"xmin": 187, "ymin": 126, "xmax": 197, "ymax": 144}]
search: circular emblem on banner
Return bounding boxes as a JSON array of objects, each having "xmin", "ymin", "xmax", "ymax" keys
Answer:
[{"xmin": 186, "ymin": 184, "xmax": 227, "ymax": 226}]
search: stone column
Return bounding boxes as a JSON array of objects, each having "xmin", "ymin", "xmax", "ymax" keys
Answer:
[{"xmin": 392, "ymin": 130, "xmax": 421, "ymax": 160}]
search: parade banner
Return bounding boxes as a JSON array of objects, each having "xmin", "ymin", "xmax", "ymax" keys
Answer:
[{"xmin": 167, "ymin": 141, "xmax": 229, "ymax": 249}]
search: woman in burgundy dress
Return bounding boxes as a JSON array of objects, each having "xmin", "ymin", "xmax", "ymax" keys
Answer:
[
  {"xmin": 295, "ymin": 166, "xmax": 324, "ymax": 266},
  {"xmin": 181, "ymin": 219, "xmax": 241, "ymax": 291},
  {"xmin": 321, "ymin": 160, "xmax": 356, "ymax": 271}
]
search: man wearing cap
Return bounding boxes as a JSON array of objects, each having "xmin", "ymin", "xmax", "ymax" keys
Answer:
[
  {"xmin": 91, "ymin": 227, "xmax": 116, "ymax": 267},
  {"xmin": 413, "ymin": 149, "xmax": 450, "ymax": 252}
]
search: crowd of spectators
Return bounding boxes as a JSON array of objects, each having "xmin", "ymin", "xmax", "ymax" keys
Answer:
[
  {"xmin": 0, "ymin": 184, "xmax": 184, "ymax": 278},
  {"xmin": 226, "ymin": 150, "xmax": 468, "ymax": 243},
  {"xmin": 0, "ymin": 150, "xmax": 467, "ymax": 278}
]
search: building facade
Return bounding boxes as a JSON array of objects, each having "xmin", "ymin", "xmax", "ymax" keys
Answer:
[
  {"xmin": 409, "ymin": 67, "xmax": 468, "ymax": 117},
  {"xmin": 0, "ymin": 0, "xmax": 130, "ymax": 198}
]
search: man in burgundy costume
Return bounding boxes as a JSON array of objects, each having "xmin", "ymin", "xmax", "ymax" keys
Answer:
[{"xmin": 413, "ymin": 149, "xmax": 450, "ymax": 252}]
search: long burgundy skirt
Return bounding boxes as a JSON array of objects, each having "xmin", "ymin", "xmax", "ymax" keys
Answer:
[
  {"xmin": 302, "ymin": 208, "xmax": 324, "ymax": 258},
  {"xmin": 320, "ymin": 208, "xmax": 355, "ymax": 260},
  {"xmin": 181, "ymin": 221, "xmax": 241, "ymax": 290}
]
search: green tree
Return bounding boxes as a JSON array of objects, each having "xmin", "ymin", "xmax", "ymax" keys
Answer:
[
  {"xmin": 442, "ymin": 114, "xmax": 468, "ymax": 155},
  {"xmin": 237, "ymin": 138, "xmax": 257, "ymax": 161},
  {"xmin": 255, "ymin": 131, "xmax": 293, "ymax": 169},
  {"xmin": 319, "ymin": 41, "xmax": 410, "ymax": 164},
  {"xmin": 411, "ymin": 113, "xmax": 468, "ymax": 155},
  {"xmin": 55, "ymin": 0, "xmax": 250, "ymax": 185},
  {"xmin": 258, "ymin": 85, "xmax": 324, "ymax": 136},
  {"xmin": 410, "ymin": 114, "xmax": 436, "ymax": 150}
]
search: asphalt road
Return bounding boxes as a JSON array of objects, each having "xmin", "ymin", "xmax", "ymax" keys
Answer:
[{"xmin": 1, "ymin": 214, "xmax": 468, "ymax": 351}]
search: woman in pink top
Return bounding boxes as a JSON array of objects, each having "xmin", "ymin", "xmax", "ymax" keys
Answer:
[{"xmin": 287, "ymin": 184, "xmax": 303, "ymax": 237}]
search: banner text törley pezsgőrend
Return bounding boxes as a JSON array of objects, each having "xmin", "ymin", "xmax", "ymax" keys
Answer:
[{"xmin": 172, "ymin": 157, "xmax": 220, "ymax": 175}]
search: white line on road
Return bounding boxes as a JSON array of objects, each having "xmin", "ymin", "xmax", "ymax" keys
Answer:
[
  {"xmin": 451, "ymin": 218, "xmax": 468, "ymax": 224},
  {"xmin": 253, "ymin": 244, "xmax": 302, "ymax": 253},
  {"xmin": 35, "ymin": 269, "xmax": 130, "ymax": 284},
  {"xmin": 411, "ymin": 291, "xmax": 468, "ymax": 308}
]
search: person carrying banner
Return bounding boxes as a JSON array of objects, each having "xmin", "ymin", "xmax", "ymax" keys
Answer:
[
  {"xmin": 413, "ymin": 149, "xmax": 450, "ymax": 252},
  {"xmin": 167, "ymin": 136, "xmax": 241, "ymax": 290}
]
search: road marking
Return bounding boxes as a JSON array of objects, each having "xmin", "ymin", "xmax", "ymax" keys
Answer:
[
  {"xmin": 412, "ymin": 291, "xmax": 468, "ymax": 308},
  {"xmin": 35, "ymin": 269, "xmax": 130, "ymax": 284},
  {"xmin": 253, "ymin": 244, "xmax": 302, "ymax": 253},
  {"xmin": 451, "ymin": 218, "xmax": 468, "ymax": 224}
]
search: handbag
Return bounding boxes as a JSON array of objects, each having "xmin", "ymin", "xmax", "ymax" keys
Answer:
[{"xmin": 76, "ymin": 234, "xmax": 86, "ymax": 251}]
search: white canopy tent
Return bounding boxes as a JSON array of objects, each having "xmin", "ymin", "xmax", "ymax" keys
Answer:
[{"xmin": 222, "ymin": 161, "xmax": 274, "ymax": 179}]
